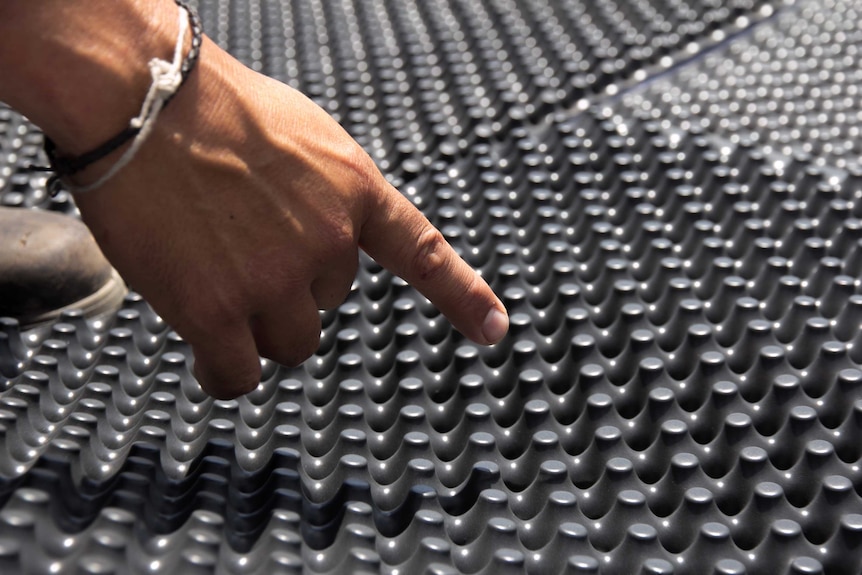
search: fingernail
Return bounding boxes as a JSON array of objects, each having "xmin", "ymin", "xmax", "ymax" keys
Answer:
[{"xmin": 482, "ymin": 308, "xmax": 509, "ymax": 344}]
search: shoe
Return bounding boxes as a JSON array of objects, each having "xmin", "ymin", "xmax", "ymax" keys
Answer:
[{"xmin": 0, "ymin": 207, "xmax": 127, "ymax": 329}]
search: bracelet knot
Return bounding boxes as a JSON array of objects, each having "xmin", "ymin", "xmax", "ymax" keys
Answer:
[
  {"xmin": 130, "ymin": 54, "xmax": 185, "ymax": 130},
  {"xmin": 150, "ymin": 58, "xmax": 183, "ymax": 94}
]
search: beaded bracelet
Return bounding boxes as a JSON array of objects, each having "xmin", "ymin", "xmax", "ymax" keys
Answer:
[{"xmin": 36, "ymin": 0, "xmax": 202, "ymax": 195}]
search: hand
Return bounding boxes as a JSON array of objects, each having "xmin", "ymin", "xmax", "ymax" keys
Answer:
[{"xmin": 70, "ymin": 36, "xmax": 509, "ymax": 399}]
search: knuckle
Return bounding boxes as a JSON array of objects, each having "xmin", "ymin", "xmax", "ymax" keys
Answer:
[
  {"xmin": 259, "ymin": 324, "xmax": 320, "ymax": 368},
  {"xmin": 343, "ymin": 145, "xmax": 387, "ymax": 214},
  {"xmin": 312, "ymin": 277, "xmax": 354, "ymax": 311},
  {"xmin": 283, "ymin": 332, "xmax": 320, "ymax": 367},
  {"xmin": 343, "ymin": 145, "xmax": 379, "ymax": 189},
  {"xmin": 234, "ymin": 376, "xmax": 261, "ymax": 397},
  {"xmin": 234, "ymin": 361, "xmax": 263, "ymax": 387},
  {"xmin": 316, "ymin": 219, "xmax": 357, "ymax": 261},
  {"xmin": 194, "ymin": 356, "xmax": 261, "ymax": 400},
  {"xmin": 411, "ymin": 227, "xmax": 450, "ymax": 283}
]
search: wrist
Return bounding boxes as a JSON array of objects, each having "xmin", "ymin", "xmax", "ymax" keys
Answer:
[{"xmin": 0, "ymin": 0, "xmax": 181, "ymax": 155}]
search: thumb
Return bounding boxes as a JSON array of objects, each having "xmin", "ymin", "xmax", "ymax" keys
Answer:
[{"xmin": 359, "ymin": 181, "xmax": 508, "ymax": 345}]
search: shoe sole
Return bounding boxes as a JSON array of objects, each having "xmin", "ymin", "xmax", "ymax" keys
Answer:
[{"xmin": 16, "ymin": 269, "xmax": 128, "ymax": 330}]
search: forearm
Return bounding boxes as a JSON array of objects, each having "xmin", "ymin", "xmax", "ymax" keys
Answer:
[{"xmin": 0, "ymin": 0, "xmax": 180, "ymax": 155}]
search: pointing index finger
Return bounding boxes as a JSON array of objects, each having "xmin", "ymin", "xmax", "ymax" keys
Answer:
[{"xmin": 359, "ymin": 181, "xmax": 508, "ymax": 345}]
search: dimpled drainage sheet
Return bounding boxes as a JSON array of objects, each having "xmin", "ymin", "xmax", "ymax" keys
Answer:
[{"xmin": 3, "ymin": 0, "xmax": 862, "ymax": 573}]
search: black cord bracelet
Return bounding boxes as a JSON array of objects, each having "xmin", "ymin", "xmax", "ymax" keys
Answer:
[{"xmin": 34, "ymin": 0, "xmax": 202, "ymax": 195}]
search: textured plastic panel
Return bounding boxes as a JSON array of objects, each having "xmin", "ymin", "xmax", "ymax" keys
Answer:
[{"xmin": 3, "ymin": 0, "xmax": 862, "ymax": 573}]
